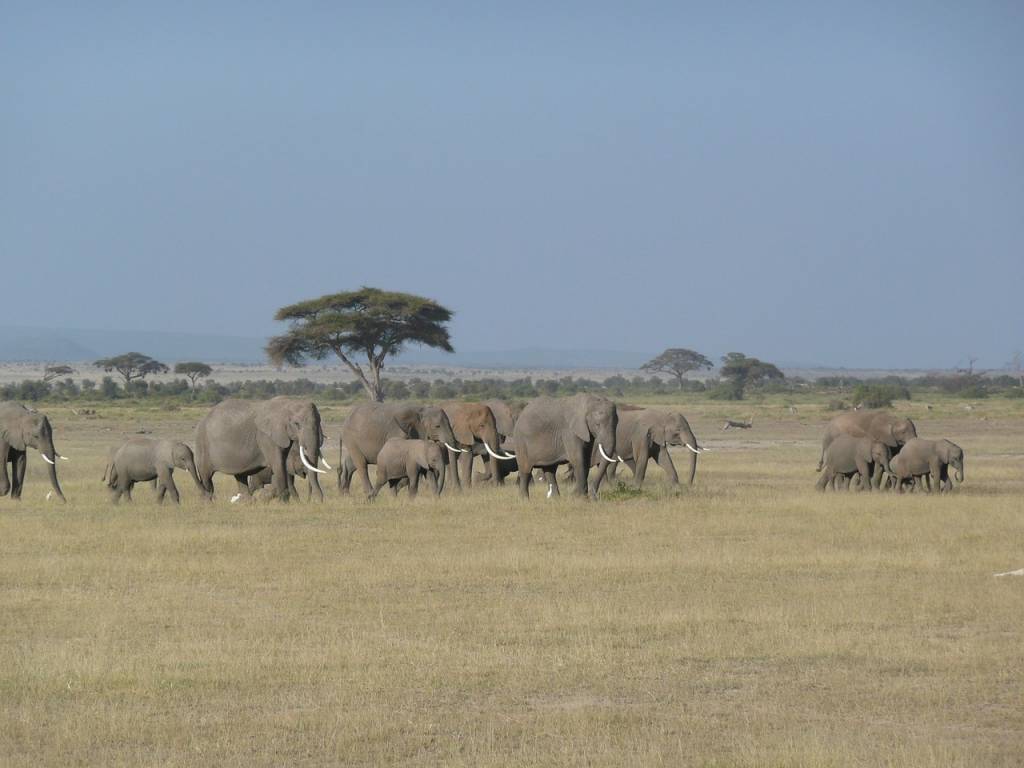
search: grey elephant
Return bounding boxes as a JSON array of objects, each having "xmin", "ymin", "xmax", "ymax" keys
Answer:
[
  {"xmin": 370, "ymin": 438, "xmax": 446, "ymax": 498},
  {"xmin": 0, "ymin": 402, "xmax": 67, "ymax": 502},
  {"xmin": 441, "ymin": 401, "xmax": 514, "ymax": 490},
  {"xmin": 592, "ymin": 408, "xmax": 705, "ymax": 492},
  {"xmin": 338, "ymin": 403, "xmax": 458, "ymax": 497},
  {"xmin": 105, "ymin": 437, "xmax": 205, "ymax": 504},
  {"xmin": 245, "ymin": 400, "xmax": 331, "ymax": 501},
  {"xmin": 815, "ymin": 434, "xmax": 891, "ymax": 492},
  {"xmin": 195, "ymin": 397, "xmax": 327, "ymax": 501},
  {"xmin": 817, "ymin": 410, "xmax": 917, "ymax": 471},
  {"xmin": 889, "ymin": 438, "xmax": 964, "ymax": 493},
  {"xmin": 511, "ymin": 393, "xmax": 617, "ymax": 499},
  {"xmin": 471, "ymin": 400, "xmax": 523, "ymax": 485}
]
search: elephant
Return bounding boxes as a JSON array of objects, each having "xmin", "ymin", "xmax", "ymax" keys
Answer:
[
  {"xmin": 471, "ymin": 400, "xmax": 523, "ymax": 485},
  {"xmin": 104, "ymin": 437, "xmax": 204, "ymax": 504},
  {"xmin": 370, "ymin": 438, "xmax": 446, "ymax": 498},
  {"xmin": 245, "ymin": 400, "xmax": 332, "ymax": 502},
  {"xmin": 338, "ymin": 403, "xmax": 458, "ymax": 497},
  {"xmin": 590, "ymin": 408, "xmax": 705, "ymax": 492},
  {"xmin": 0, "ymin": 402, "xmax": 67, "ymax": 502},
  {"xmin": 440, "ymin": 401, "xmax": 514, "ymax": 490},
  {"xmin": 815, "ymin": 434, "xmax": 891, "ymax": 492},
  {"xmin": 889, "ymin": 438, "xmax": 964, "ymax": 493},
  {"xmin": 194, "ymin": 397, "xmax": 327, "ymax": 502},
  {"xmin": 817, "ymin": 410, "xmax": 917, "ymax": 471},
  {"xmin": 511, "ymin": 393, "xmax": 617, "ymax": 499}
]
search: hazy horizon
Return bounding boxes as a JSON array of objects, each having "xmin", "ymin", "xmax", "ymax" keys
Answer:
[{"xmin": 3, "ymin": 3, "xmax": 1021, "ymax": 370}]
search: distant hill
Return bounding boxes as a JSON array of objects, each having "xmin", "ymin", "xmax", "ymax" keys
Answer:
[{"xmin": 0, "ymin": 326, "xmax": 267, "ymax": 364}]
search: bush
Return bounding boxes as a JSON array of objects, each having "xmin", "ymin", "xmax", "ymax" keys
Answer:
[
  {"xmin": 851, "ymin": 382, "xmax": 910, "ymax": 409},
  {"xmin": 825, "ymin": 399, "xmax": 848, "ymax": 412},
  {"xmin": 706, "ymin": 382, "xmax": 744, "ymax": 401}
]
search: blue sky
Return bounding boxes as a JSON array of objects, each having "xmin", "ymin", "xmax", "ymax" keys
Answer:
[{"xmin": 2, "ymin": 2, "xmax": 1021, "ymax": 369}]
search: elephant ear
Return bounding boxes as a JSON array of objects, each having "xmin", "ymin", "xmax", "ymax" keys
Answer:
[
  {"xmin": 2, "ymin": 415, "xmax": 27, "ymax": 450},
  {"xmin": 450, "ymin": 412, "xmax": 475, "ymax": 446},
  {"xmin": 255, "ymin": 406, "xmax": 291, "ymax": 449},
  {"xmin": 648, "ymin": 419, "xmax": 668, "ymax": 445},
  {"xmin": 570, "ymin": 400, "xmax": 591, "ymax": 443}
]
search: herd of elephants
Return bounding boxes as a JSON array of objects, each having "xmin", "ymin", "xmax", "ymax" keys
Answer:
[{"xmin": 0, "ymin": 395, "xmax": 965, "ymax": 504}]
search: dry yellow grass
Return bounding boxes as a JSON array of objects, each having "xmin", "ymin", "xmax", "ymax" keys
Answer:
[{"xmin": 2, "ymin": 399, "xmax": 1023, "ymax": 766}]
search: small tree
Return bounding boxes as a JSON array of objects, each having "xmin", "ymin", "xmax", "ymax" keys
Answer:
[
  {"xmin": 174, "ymin": 362, "xmax": 213, "ymax": 394},
  {"xmin": 266, "ymin": 287, "xmax": 455, "ymax": 402},
  {"xmin": 719, "ymin": 352, "xmax": 784, "ymax": 399},
  {"xmin": 94, "ymin": 352, "xmax": 169, "ymax": 387},
  {"xmin": 641, "ymin": 348, "xmax": 714, "ymax": 390},
  {"xmin": 41, "ymin": 364, "xmax": 75, "ymax": 383},
  {"xmin": 1008, "ymin": 351, "xmax": 1023, "ymax": 389}
]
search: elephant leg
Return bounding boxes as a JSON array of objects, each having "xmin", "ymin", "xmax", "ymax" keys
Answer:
[
  {"xmin": 589, "ymin": 458, "xmax": 612, "ymax": 496},
  {"xmin": 0, "ymin": 442, "xmax": 10, "ymax": 496},
  {"xmin": 517, "ymin": 456, "xmax": 532, "ymax": 499},
  {"xmin": 351, "ymin": 453, "xmax": 374, "ymax": 499},
  {"xmin": 606, "ymin": 460, "xmax": 618, "ymax": 481},
  {"xmin": 407, "ymin": 461, "xmax": 421, "ymax": 498},
  {"xmin": 11, "ymin": 451, "xmax": 27, "ymax": 499},
  {"xmin": 165, "ymin": 471, "xmax": 181, "ymax": 504},
  {"xmin": 568, "ymin": 443, "xmax": 588, "ymax": 498},
  {"xmin": 369, "ymin": 472, "xmax": 388, "ymax": 500},
  {"xmin": 446, "ymin": 449, "xmax": 462, "ymax": 491},
  {"xmin": 632, "ymin": 443, "xmax": 651, "ymax": 488},
  {"xmin": 655, "ymin": 446, "xmax": 681, "ymax": 486},
  {"xmin": 854, "ymin": 460, "xmax": 870, "ymax": 492},
  {"xmin": 458, "ymin": 451, "xmax": 473, "ymax": 489},
  {"xmin": 155, "ymin": 480, "xmax": 167, "ymax": 505},
  {"xmin": 815, "ymin": 469, "xmax": 831, "ymax": 492},
  {"xmin": 233, "ymin": 474, "xmax": 254, "ymax": 501}
]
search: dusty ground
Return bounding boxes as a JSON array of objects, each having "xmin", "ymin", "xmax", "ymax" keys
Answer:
[{"xmin": 1, "ymin": 395, "xmax": 1022, "ymax": 766}]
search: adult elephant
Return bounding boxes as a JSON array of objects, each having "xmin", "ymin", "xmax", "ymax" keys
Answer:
[
  {"xmin": 441, "ymin": 401, "xmax": 514, "ymax": 490},
  {"xmin": 592, "ymin": 408, "xmax": 706, "ymax": 492},
  {"xmin": 338, "ymin": 403, "xmax": 459, "ymax": 497},
  {"xmin": 0, "ymin": 402, "xmax": 68, "ymax": 502},
  {"xmin": 195, "ymin": 397, "xmax": 327, "ymax": 501},
  {"xmin": 817, "ymin": 410, "xmax": 917, "ymax": 471},
  {"xmin": 244, "ymin": 398, "xmax": 330, "ymax": 502},
  {"xmin": 511, "ymin": 393, "xmax": 617, "ymax": 499},
  {"xmin": 471, "ymin": 400, "xmax": 523, "ymax": 485}
]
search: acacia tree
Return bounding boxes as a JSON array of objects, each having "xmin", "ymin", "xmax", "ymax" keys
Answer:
[
  {"xmin": 174, "ymin": 362, "xmax": 213, "ymax": 394},
  {"xmin": 41, "ymin": 364, "xmax": 75, "ymax": 383},
  {"xmin": 641, "ymin": 348, "xmax": 714, "ymax": 390},
  {"xmin": 266, "ymin": 287, "xmax": 454, "ymax": 402},
  {"xmin": 94, "ymin": 352, "xmax": 169, "ymax": 387},
  {"xmin": 718, "ymin": 352, "xmax": 784, "ymax": 399}
]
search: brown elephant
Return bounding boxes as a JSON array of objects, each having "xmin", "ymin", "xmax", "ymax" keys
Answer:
[
  {"xmin": 441, "ymin": 401, "xmax": 515, "ymax": 490},
  {"xmin": 817, "ymin": 410, "xmax": 917, "ymax": 471}
]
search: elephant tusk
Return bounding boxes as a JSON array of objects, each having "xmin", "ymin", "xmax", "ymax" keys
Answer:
[
  {"xmin": 57, "ymin": 453, "xmax": 70, "ymax": 461},
  {"xmin": 484, "ymin": 442, "xmax": 516, "ymax": 461},
  {"xmin": 597, "ymin": 443, "xmax": 616, "ymax": 463},
  {"xmin": 443, "ymin": 441, "xmax": 468, "ymax": 454},
  {"xmin": 616, "ymin": 455, "xmax": 625, "ymax": 462},
  {"xmin": 40, "ymin": 453, "xmax": 56, "ymax": 465},
  {"xmin": 299, "ymin": 445, "xmax": 327, "ymax": 474},
  {"xmin": 319, "ymin": 456, "xmax": 333, "ymax": 470},
  {"xmin": 685, "ymin": 443, "xmax": 701, "ymax": 455}
]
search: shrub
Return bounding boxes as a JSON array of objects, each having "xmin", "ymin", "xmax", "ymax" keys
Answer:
[
  {"xmin": 825, "ymin": 399, "xmax": 848, "ymax": 412},
  {"xmin": 851, "ymin": 382, "xmax": 910, "ymax": 408}
]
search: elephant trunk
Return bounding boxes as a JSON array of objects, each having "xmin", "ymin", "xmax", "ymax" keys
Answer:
[
  {"xmin": 596, "ymin": 424, "xmax": 617, "ymax": 463},
  {"xmin": 482, "ymin": 422, "xmax": 501, "ymax": 478},
  {"xmin": 437, "ymin": 459, "xmax": 446, "ymax": 495},
  {"xmin": 955, "ymin": 460, "xmax": 964, "ymax": 484},
  {"xmin": 686, "ymin": 441, "xmax": 698, "ymax": 486},
  {"xmin": 41, "ymin": 435, "xmax": 65, "ymax": 502}
]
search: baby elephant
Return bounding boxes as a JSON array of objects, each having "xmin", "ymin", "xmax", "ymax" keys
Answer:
[
  {"xmin": 105, "ymin": 437, "xmax": 205, "ymax": 504},
  {"xmin": 816, "ymin": 434, "xmax": 891, "ymax": 492},
  {"xmin": 371, "ymin": 439, "xmax": 446, "ymax": 499},
  {"xmin": 889, "ymin": 438, "xmax": 964, "ymax": 493}
]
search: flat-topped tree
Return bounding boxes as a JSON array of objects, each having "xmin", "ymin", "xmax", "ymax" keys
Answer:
[
  {"xmin": 174, "ymin": 362, "xmax": 213, "ymax": 394},
  {"xmin": 94, "ymin": 353, "xmax": 169, "ymax": 387},
  {"xmin": 719, "ymin": 352, "xmax": 784, "ymax": 399},
  {"xmin": 267, "ymin": 287, "xmax": 454, "ymax": 402},
  {"xmin": 41, "ymin": 365, "xmax": 75, "ymax": 383},
  {"xmin": 641, "ymin": 348, "xmax": 714, "ymax": 390}
]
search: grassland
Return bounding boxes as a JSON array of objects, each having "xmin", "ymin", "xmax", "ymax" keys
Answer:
[{"xmin": 2, "ymin": 396, "xmax": 1023, "ymax": 766}]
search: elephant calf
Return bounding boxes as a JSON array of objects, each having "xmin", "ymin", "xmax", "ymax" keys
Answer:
[
  {"xmin": 370, "ymin": 439, "xmax": 446, "ymax": 499},
  {"xmin": 889, "ymin": 438, "xmax": 964, "ymax": 493},
  {"xmin": 815, "ymin": 434, "xmax": 891, "ymax": 492},
  {"xmin": 105, "ymin": 437, "xmax": 205, "ymax": 504}
]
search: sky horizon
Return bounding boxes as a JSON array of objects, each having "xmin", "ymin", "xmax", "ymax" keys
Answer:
[{"xmin": 3, "ymin": 3, "xmax": 1021, "ymax": 371}]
